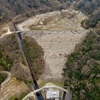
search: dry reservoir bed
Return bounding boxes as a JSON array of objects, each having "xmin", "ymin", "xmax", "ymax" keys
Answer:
[
  {"xmin": 18, "ymin": 9, "xmax": 89, "ymax": 82},
  {"xmin": 22, "ymin": 30, "xmax": 88, "ymax": 81}
]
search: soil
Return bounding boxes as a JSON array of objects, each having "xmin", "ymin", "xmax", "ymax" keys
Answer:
[{"xmin": 18, "ymin": 9, "xmax": 89, "ymax": 84}]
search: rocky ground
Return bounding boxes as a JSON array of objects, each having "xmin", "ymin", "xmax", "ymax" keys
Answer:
[
  {"xmin": 23, "ymin": 30, "xmax": 88, "ymax": 82},
  {"xmin": 18, "ymin": 9, "xmax": 89, "ymax": 84},
  {"xmin": 18, "ymin": 9, "xmax": 87, "ymax": 31}
]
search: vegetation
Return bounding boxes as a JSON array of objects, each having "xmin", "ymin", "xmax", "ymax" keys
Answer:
[
  {"xmin": 0, "ymin": 34, "xmax": 22, "ymax": 71},
  {"xmin": 40, "ymin": 0, "xmax": 47, "ymax": 3},
  {"xmin": 64, "ymin": 30, "xmax": 100, "ymax": 100},
  {"xmin": 23, "ymin": 36, "xmax": 45, "ymax": 80},
  {"xmin": 16, "ymin": 77, "xmax": 33, "ymax": 85},
  {"xmin": 0, "ymin": 34, "xmax": 44, "ymax": 80},
  {"xmin": 0, "ymin": 0, "xmax": 100, "ymax": 28},
  {"xmin": 0, "ymin": 73, "xmax": 7, "ymax": 84},
  {"xmin": 81, "ymin": 19, "xmax": 86, "ymax": 26},
  {"xmin": 0, "ymin": 50, "xmax": 12, "ymax": 71},
  {"xmin": 8, "ymin": 92, "xmax": 29, "ymax": 100},
  {"xmin": 75, "ymin": 0, "xmax": 100, "ymax": 28},
  {"xmin": 0, "ymin": 0, "xmax": 69, "ymax": 22},
  {"xmin": 81, "ymin": 19, "xmax": 89, "ymax": 29},
  {"xmin": 8, "ymin": 95, "xmax": 17, "ymax": 100}
]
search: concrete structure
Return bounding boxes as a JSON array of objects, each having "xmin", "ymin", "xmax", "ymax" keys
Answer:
[
  {"xmin": 46, "ymin": 88, "xmax": 59, "ymax": 99},
  {"xmin": 23, "ymin": 83, "xmax": 70, "ymax": 100}
]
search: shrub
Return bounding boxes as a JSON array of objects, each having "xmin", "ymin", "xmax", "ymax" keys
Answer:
[
  {"xmin": 89, "ymin": 50, "xmax": 100, "ymax": 60},
  {"xmin": 0, "ymin": 73, "xmax": 7, "ymax": 84},
  {"xmin": 81, "ymin": 19, "xmax": 86, "ymax": 26},
  {"xmin": 64, "ymin": 30, "xmax": 100, "ymax": 100}
]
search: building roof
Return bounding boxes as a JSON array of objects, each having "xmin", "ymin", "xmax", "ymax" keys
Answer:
[{"xmin": 46, "ymin": 88, "xmax": 59, "ymax": 99}]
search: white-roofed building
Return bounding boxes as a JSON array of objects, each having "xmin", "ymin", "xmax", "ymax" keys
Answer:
[{"xmin": 46, "ymin": 88, "xmax": 59, "ymax": 99}]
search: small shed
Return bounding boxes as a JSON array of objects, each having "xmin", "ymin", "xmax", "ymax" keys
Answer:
[{"xmin": 46, "ymin": 88, "xmax": 59, "ymax": 99}]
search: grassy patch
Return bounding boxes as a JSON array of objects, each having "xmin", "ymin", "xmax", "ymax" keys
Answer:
[
  {"xmin": 23, "ymin": 36, "xmax": 45, "ymax": 80},
  {"xmin": 8, "ymin": 95, "xmax": 17, "ymax": 100},
  {"xmin": 0, "ymin": 73, "xmax": 7, "ymax": 84},
  {"xmin": 39, "ymin": 79, "xmax": 64, "ymax": 88},
  {"xmin": 8, "ymin": 92, "xmax": 29, "ymax": 100}
]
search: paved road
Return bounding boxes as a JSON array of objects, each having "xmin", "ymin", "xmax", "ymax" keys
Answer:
[
  {"xmin": 66, "ymin": 91, "xmax": 71, "ymax": 100},
  {"xmin": 1, "ymin": 71, "xmax": 11, "ymax": 86}
]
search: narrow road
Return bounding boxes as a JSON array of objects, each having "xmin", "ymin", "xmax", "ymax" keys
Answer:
[
  {"xmin": 0, "ymin": 28, "xmax": 12, "ymax": 39},
  {"xmin": 1, "ymin": 71, "xmax": 11, "ymax": 86}
]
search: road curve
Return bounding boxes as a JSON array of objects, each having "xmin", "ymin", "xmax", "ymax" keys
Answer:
[
  {"xmin": 0, "ymin": 28, "xmax": 12, "ymax": 39},
  {"xmin": 0, "ymin": 71, "xmax": 11, "ymax": 86}
]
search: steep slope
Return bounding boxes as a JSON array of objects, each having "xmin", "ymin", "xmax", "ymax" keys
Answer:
[
  {"xmin": 0, "ymin": 73, "xmax": 7, "ymax": 84},
  {"xmin": 75, "ymin": 0, "xmax": 100, "ymax": 28},
  {"xmin": 0, "ymin": 0, "xmax": 100, "ymax": 28},
  {"xmin": 0, "ymin": 77, "xmax": 30, "ymax": 100},
  {"xmin": 0, "ymin": 0, "xmax": 68, "ymax": 21},
  {"xmin": 64, "ymin": 25, "xmax": 100, "ymax": 100},
  {"xmin": 60, "ymin": 0, "xmax": 100, "ymax": 27},
  {"xmin": 0, "ymin": 31, "xmax": 45, "ymax": 99},
  {"xmin": 0, "ymin": 33, "xmax": 44, "ymax": 80}
]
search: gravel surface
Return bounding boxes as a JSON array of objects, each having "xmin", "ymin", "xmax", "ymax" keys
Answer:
[{"xmin": 18, "ymin": 9, "xmax": 89, "ymax": 82}]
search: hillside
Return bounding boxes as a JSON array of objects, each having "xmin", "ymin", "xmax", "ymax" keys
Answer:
[
  {"xmin": 0, "ymin": 0, "xmax": 69, "ymax": 22},
  {"xmin": 0, "ymin": 0, "xmax": 100, "ymax": 100},
  {"xmin": 0, "ymin": 73, "xmax": 7, "ymax": 84},
  {"xmin": 0, "ymin": 0, "xmax": 100, "ymax": 27},
  {"xmin": 59, "ymin": 0, "xmax": 100, "ymax": 28},
  {"xmin": 0, "ymin": 77, "xmax": 30, "ymax": 100},
  {"xmin": 17, "ymin": 5, "xmax": 100, "ymax": 99},
  {"xmin": 64, "ymin": 25, "xmax": 100, "ymax": 100},
  {"xmin": 0, "ymin": 34, "xmax": 44, "ymax": 80},
  {"xmin": 0, "ymin": 33, "xmax": 45, "ymax": 99},
  {"xmin": 17, "ymin": 9, "xmax": 89, "ymax": 87}
]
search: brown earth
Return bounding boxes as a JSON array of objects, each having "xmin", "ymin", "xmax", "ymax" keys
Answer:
[
  {"xmin": 18, "ymin": 10, "xmax": 89, "ymax": 84},
  {"xmin": 0, "ymin": 77, "xmax": 30, "ymax": 100}
]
